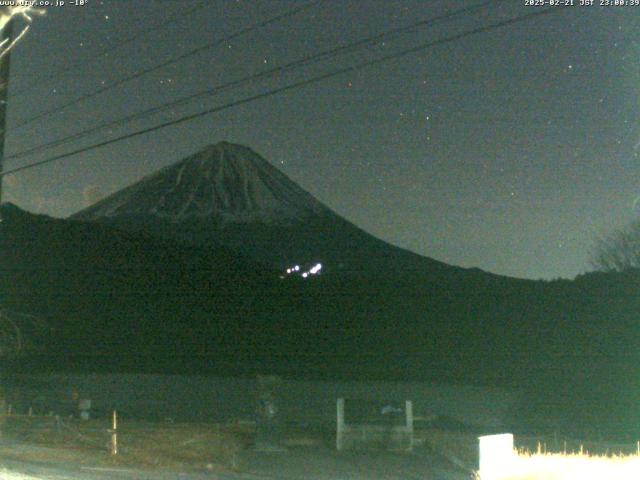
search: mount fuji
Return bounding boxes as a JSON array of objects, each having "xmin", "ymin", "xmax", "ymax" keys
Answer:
[
  {"xmin": 73, "ymin": 142, "xmax": 472, "ymax": 277},
  {"xmin": 4, "ymin": 146, "xmax": 639, "ymax": 435}
]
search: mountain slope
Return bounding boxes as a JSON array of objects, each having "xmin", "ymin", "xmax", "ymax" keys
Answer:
[
  {"xmin": 5, "ymin": 203, "xmax": 640, "ymax": 437},
  {"xmin": 0, "ymin": 203, "xmax": 273, "ymax": 356},
  {"xmin": 76, "ymin": 142, "xmax": 331, "ymax": 224},
  {"xmin": 12, "ymin": 141, "xmax": 640, "ymax": 437},
  {"xmin": 72, "ymin": 142, "xmax": 466, "ymax": 277}
]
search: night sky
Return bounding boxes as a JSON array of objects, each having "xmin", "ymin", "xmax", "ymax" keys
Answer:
[{"xmin": 2, "ymin": 0, "xmax": 639, "ymax": 280}]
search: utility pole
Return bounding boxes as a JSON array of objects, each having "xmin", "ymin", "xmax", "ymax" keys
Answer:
[{"xmin": 0, "ymin": 11, "xmax": 13, "ymax": 214}]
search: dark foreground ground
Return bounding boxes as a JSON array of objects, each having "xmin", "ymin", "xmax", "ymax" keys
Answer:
[{"xmin": 0, "ymin": 439, "xmax": 473, "ymax": 480}]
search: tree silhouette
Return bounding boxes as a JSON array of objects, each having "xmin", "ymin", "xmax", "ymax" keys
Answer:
[
  {"xmin": 0, "ymin": 307, "xmax": 48, "ymax": 357},
  {"xmin": 590, "ymin": 220, "xmax": 640, "ymax": 272}
]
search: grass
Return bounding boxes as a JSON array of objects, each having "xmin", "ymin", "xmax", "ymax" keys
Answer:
[
  {"xmin": 476, "ymin": 443, "xmax": 640, "ymax": 480},
  {"xmin": 480, "ymin": 451, "xmax": 640, "ymax": 480},
  {"xmin": 419, "ymin": 429, "xmax": 640, "ymax": 479},
  {"xmin": 0, "ymin": 415, "xmax": 251, "ymax": 472}
]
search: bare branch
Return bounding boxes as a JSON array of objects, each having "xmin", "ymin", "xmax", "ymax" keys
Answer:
[
  {"xmin": 590, "ymin": 220, "xmax": 640, "ymax": 272},
  {"xmin": 0, "ymin": 307, "xmax": 49, "ymax": 357}
]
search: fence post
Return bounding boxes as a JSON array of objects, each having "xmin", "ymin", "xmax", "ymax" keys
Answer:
[
  {"xmin": 405, "ymin": 401, "xmax": 413, "ymax": 429},
  {"xmin": 110, "ymin": 410, "xmax": 118, "ymax": 455},
  {"xmin": 255, "ymin": 375, "xmax": 284, "ymax": 452},
  {"xmin": 336, "ymin": 398, "xmax": 345, "ymax": 451},
  {"xmin": 405, "ymin": 400, "xmax": 414, "ymax": 451}
]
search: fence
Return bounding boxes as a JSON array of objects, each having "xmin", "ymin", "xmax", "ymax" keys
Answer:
[
  {"xmin": 0, "ymin": 409, "xmax": 244, "ymax": 469},
  {"xmin": 1, "ymin": 407, "xmax": 118, "ymax": 454},
  {"xmin": 4, "ymin": 373, "xmax": 516, "ymax": 428},
  {"xmin": 336, "ymin": 398, "xmax": 413, "ymax": 451}
]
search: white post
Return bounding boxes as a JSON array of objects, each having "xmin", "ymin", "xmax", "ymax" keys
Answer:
[
  {"xmin": 478, "ymin": 433, "xmax": 515, "ymax": 480},
  {"xmin": 405, "ymin": 400, "xmax": 413, "ymax": 430},
  {"xmin": 336, "ymin": 398, "xmax": 345, "ymax": 451},
  {"xmin": 110, "ymin": 410, "xmax": 118, "ymax": 455},
  {"xmin": 405, "ymin": 400, "xmax": 414, "ymax": 451}
]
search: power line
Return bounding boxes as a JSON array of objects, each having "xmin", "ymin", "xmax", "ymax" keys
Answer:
[
  {"xmin": 11, "ymin": 0, "xmax": 209, "ymax": 95},
  {"xmin": 0, "ymin": 6, "xmax": 570, "ymax": 179},
  {"xmin": 6, "ymin": 0, "xmax": 501, "ymax": 163},
  {"xmin": 5, "ymin": 0, "xmax": 323, "ymax": 133}
]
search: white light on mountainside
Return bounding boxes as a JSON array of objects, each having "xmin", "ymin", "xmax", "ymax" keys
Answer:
[{"xmin": 284, "ymin": 262, "xmax": 322, "ymax": 279}]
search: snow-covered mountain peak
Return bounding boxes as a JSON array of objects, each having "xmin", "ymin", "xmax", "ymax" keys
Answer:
[{"xmin": 73, "ymin": 142, "xmax": 332, "ymax": 225}]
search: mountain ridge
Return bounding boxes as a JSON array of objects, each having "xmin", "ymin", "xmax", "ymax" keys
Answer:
[
  {"xmin": 75, "ymin": 142, "xmax": 332, "ymax": 225},
  {"xmin": 71, "ymin": 142, "xmax": 484, "ymax": 277}
]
